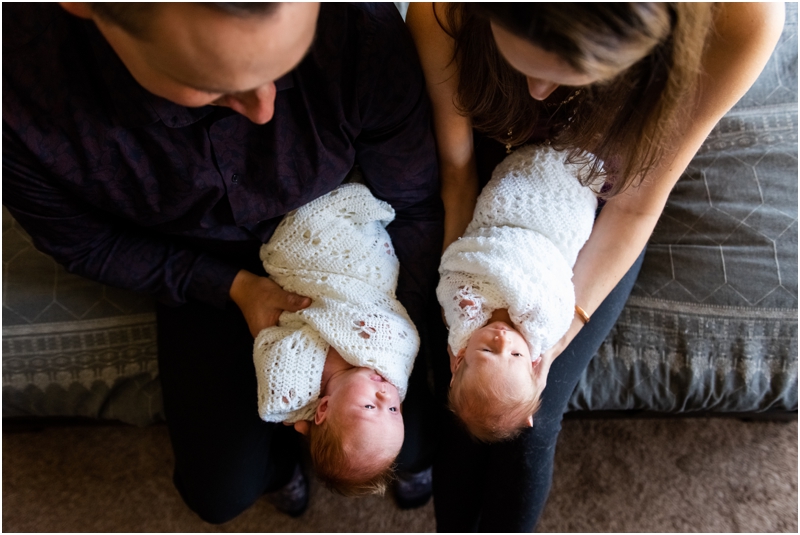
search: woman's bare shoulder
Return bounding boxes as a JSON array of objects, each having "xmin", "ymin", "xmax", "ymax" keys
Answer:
[
  {"xmin": 709, "ymin": 2, "xmax": 786, "ymax": 59},
  {"xmin": 405, "ymin": 2, "xmax": 461, "ymax": 104},
  {"xmin": 712, "ymin": 2, "xmax": 785, "ymax": 43},
  {"xmin": 407, "ymin": 2, "xmax": 457, "ymax": 37},
  {"xmin": 694, "ymin": 2, "xmax": 784, "ymax": 123}
]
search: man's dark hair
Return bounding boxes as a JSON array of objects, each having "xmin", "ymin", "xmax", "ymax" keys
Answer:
[{"xmin": 89, "ymin": 3, "xmax": 279, "ymax": 38}]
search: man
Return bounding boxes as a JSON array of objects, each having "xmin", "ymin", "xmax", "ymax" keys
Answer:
[{"xmin": 3, "ymin": 2, "xmax": 443, "ymax": 523}]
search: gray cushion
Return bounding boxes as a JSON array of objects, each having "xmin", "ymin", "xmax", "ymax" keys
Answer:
[
  {"xmin": 568, "ymin": 3, "xmax": 798, "ymax": 413},
  {"xmin": 2, "ymin": 206, "xmax": 161, "ymax": 425}
]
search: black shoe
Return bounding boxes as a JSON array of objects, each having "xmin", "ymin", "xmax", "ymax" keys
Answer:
[
  {"xmin": 265, "ymin": 464, "xmax": 309, "ymax": 517},
  {"xmin": 393, "ymin": 466, "xmax": 433, "ymax": 509}
]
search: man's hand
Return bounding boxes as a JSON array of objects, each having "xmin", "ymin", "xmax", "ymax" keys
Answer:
[{"xmin": 229, "ymin": 269, "xmax": 312, "ymax": 337}]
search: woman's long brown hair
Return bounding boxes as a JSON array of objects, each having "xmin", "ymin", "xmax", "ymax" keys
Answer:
[{"xmin": 442, "ymin": 3, "xmax": 715, "ymax": 196}]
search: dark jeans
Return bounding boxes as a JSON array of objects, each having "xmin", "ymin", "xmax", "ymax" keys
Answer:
[
  {"xmin": 157, "ymin": 301, "xmax": 301, "ymax": 524},
  {"xmin": 432, "ymin": 250, "xmax": 645, "ymax": 532},
  {"xmin": 156, "ymin": 286, "xmax": 438, "ymax": 523}
]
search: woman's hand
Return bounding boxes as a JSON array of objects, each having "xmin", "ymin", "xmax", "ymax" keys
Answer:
[
  {"xmin": 531, "ymin": 325, "xmax": 574, "ymax": 396},
  {"xmin": 229, "ymin": 269, "xmax": 312, "ymax": 338},
  {"xmin": 540, "ymin": 315, "xmax": 584, "ymax": 367}
]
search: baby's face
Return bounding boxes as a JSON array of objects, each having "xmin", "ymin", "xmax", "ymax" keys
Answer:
[
  {"xmin": 323, "ymin": 367, "xmax": 404, "ymax": 459},
  {"xmin": 454, "ymin": 321, "xmax": 533, "ymax": 380}
]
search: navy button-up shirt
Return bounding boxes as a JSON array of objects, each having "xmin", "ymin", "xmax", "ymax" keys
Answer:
[{"xmin": 3, "ymin": 3, "xmax": 443, "ymax": 315}]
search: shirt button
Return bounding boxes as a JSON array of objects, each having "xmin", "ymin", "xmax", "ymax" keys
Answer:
[{"xmin": 231, "ymin": 173, "xmax": 241, "ymax": 184}]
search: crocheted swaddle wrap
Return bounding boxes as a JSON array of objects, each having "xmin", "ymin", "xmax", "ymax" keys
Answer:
[
  {"xmin": 437, "ymin": 145, "xmax": 598, "ymax": 359},
  {"xmin": 254, "ymin": 183, "xmax": 420, "ymax": 423}
]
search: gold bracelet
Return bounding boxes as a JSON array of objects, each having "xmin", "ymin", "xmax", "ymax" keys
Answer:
[{"xmin": 575, "ymin": 305, "xmax": 591, "ymax": 324}]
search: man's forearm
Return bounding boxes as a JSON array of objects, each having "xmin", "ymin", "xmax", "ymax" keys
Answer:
[{"xmin": 5, "ymin": 197, "xmax": 241, "ymax": 308}]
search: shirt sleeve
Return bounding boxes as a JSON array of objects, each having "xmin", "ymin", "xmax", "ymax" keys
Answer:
[
  {"xmin": 353, "ymin": 4, "xmax": 445, "ymax": 339},
  {"xmin": 2, "ymin": 127, "xmax": 240, "ymax": 308}
]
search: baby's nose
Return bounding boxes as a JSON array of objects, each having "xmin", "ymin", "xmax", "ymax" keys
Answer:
[{"xmin": 493, "ymin": 331, "xmax": 511, "ymax": 350}]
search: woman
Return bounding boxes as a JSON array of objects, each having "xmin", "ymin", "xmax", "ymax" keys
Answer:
[{"xmin": 406, "ymin": 2, "xmax": 784, "ymax": 531}]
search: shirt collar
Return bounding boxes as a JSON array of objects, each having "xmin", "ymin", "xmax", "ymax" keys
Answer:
[
  {"xmin": 275, "ymin": 71, "xmax": 294, "ymax": 92},
  {"xmin": 83, "ymin": 20, "xmax": 295, "ymax": 129}
]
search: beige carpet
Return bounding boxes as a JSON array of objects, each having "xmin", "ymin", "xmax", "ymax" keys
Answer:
[{"xmin": 2, "ymin": 417, "xmax": 797, "ymax": 532}]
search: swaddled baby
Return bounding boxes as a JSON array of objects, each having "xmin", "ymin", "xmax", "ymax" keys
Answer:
[
  {"xmin": 437, "ymin": 145, "xmax": 598, "ymax": 442},
  {"xmin": 253, "ymin": 183, "xmax": 419, "ymax": 495}
]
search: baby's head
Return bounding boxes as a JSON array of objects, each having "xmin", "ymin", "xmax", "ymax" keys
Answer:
[
  {"xmin": 300, "ymin": 367, "xmax": 404, "ymax": 496},
  {"xmin": 449, "ymin": 321, "xmax": 545, "ymax": 442}
]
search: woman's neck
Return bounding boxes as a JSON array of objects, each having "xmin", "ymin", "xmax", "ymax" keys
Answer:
[{"xmin": 320, "ymin": 346, "xmax": 353, "ymax": 395}]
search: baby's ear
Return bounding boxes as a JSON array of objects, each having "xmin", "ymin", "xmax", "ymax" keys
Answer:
[
  {"xmin": 449, "ymin": 349, "xmax": 466, "ymax": 387},
  {"xmin": 449, "ymin": 347, "xmax": 465, "ymax": 375},
  {"xmin": 314, "ymin": 396, "xmax": 330, "ymax": 425},
  {"xmin": 293, "ymin": 420, "xmax": 311, "ymax": 435},
  {"xmin": 526, "ymin": 415, "xmax": 534, "ymax": 427}
]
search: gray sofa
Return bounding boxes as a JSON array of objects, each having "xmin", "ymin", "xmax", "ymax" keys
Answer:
[{"xmin": 3, "ymin": 4, "xmax": 797, "ymax": 426}]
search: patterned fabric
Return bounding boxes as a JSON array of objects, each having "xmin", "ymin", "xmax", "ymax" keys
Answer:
[
  {"xmin": 254, "ymin": 184, "xmax": 419, "ymax": 422},
  {"xmin": 568, "ymin": 3, "xmax": 798, "ymax": 412},
  {"xmin": 437, "ymin": 145, "xmax": 597, "ymax": 358},
  {"xmin": 2, "ymin": 206, "xmax": 161, "ymax": 426}
]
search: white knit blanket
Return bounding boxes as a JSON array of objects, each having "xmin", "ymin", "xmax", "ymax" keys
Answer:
[
  {"xmin": 254, "ymin": 184, "xmax": 420, "ymax": 423},
  {"xmin": 437, "ymin": 145, "xmax": 598, "ymax": 359}
]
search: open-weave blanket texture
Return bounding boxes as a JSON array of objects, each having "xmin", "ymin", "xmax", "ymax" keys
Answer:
[
  {"xmin": 437, "ymin": 145, "xmax": 598, "ymax": 359},
  {"xmin": 253, "ymin": 184, "xmax": 419, "ymax": 423}
]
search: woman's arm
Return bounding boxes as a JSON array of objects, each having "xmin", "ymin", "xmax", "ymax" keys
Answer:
[
  {"xmin": 544, "ymin": 2, "xmax": 786, "ymax": 361},
  {"xmin": 408, "ymin": 1, "xmax": 784, "ymax": 360},
  {"xmin": 406, "ymin": 2, "xmax": 479, "ymax": 251}
]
